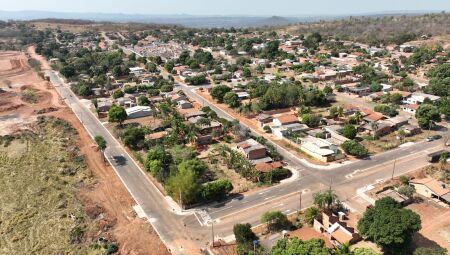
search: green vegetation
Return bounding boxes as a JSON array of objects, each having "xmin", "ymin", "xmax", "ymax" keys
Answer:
[
  {"xmin": 272, "ymin": 238, "xmax": 331, "ymax": 255},
  {"xmin": 357, "ymin": 197, "xmax": 421, "ymax": 253},
  {"xmin": 261, "ymin": 211, "xmax": 292, "ymax": 232},
  {"xmin": 341, "ymin": 124, "xmax": 357, "ymax": 139},
  {"xmin": 108, "ymin": 105, "xmax": 127, "ymax": 125},
  {"xmin": 342, "ymin": 140, "xmax": 369, "ymax": 158},
  {"xmin": 415, "ymin": 104, "xmax": 441, "ymax": 129}
]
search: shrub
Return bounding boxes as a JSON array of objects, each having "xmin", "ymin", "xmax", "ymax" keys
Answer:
[
  {"xmin": 200, "ymin": 179, "xmax": 233, "ymax": 202},
  {"xmin": 342, "ymin": 140, "xmax": 369, "ymax": 158}
]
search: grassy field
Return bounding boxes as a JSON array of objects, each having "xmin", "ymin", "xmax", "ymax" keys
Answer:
[{"xmin": 0, "ymin": 117, "xmax": 104, "ymax": 255}]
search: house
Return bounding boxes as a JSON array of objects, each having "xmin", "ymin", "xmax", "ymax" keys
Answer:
[
  {"xmin": 188, "ymin": 116, "xmax": 222, "ymax": 135},
  {"xmin": 409, "ymin": 178, "xmax": 450, "ymax": 205},
  {"xmin": 256, "ymin": 113, "xmax": 273, "ymax": 126},
  {"xmin": 171, "ymin": 94, "xmax": 188, "ymax": 103},
  {"xmin": 272, "ymin": 123, "xmax": 310, "ymax": 139},
  {"xmin": 400, "ymin": 124, "xmax": 421, "ymax": 136},
  {"xmin": 184, "ymin": 110, "xmax": 207, "ymax": 120},
  {"xmin": 323, "ymin": 125, "xmax": 349, "ymax": 145},
  {"xmin": 129, "ymin": 67, "xmax": 146, "ymax": 77},
  {"xmin": 348, "ymin": 86, "xmax": 371, "ymax": 97},
  {"xmin": 273, "ymin": 114, "xmax": 299, "ymax": 126},
  {"xmin": 405, "ymin": 92, "xmax": 440, "ymax": 105},
  {"xmin": 402, "ymin": 104, "xmax": 419, "ymax": 114},
  {"xmin": 125, "ymin": 106, "xmax": 153, "ymax": 119},
  {"xmin": 145, "ymin": 131, "xmax": 167, "ymax": 144},
  {"xmin": 196, "ymin": 134, "xmax": 213, "ymax": 146},
  {"xmin": 313, "ymin": 212, "xmax": 361, "ymax": 246},
  {"xmin": 255, "ymin": 161, "xmax": 283, "ymax": 173},
  {"xmin": 97, "ymin": 98, "xmax": 113, "ymax": 112},
  {"xmin": 300, "ymin": 136, "xmax": 341, "ymax": 162},
  {"xmin": 363, "ymin": 112, "xmax": 386, "ymax": 123},
  {"xmin": 363, "ymin": 120, "xmax": 393, "ymax": 137},
  {"xmin": 236, "ymin": 139, "xmax": 268, "ymax": 161},
  {"xmin": 385, "ymin": 115, "xmax": 409, "ymax": 129},
  {"xmin": 177, "ymin": 100, "xmax": 193, "ymax": 109}
]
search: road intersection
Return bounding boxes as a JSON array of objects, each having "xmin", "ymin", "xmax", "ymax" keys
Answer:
[{"xmin": 47, "ymin": 68, "xmax": 446, "ymax": 254}]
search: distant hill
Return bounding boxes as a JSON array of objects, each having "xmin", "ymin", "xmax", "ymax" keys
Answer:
[
  {"xmin": 0, "ymin": 10, "xmax": 299, "ymax": 28},
  {"xmin": 284, "ymin": 13, "xmax": 450, "ymax": 44}
]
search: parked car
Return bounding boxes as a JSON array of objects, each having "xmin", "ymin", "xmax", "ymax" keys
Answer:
[{"xmin": 426, "ymin": 135, "xmax": 442, "ymax": 142}]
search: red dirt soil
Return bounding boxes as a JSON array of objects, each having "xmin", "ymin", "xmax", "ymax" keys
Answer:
[{"xmin": 0, "ymin": 48, "xmax": 170, "ymax": 255}]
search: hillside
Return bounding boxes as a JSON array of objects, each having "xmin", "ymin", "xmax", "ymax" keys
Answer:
[{"xmin": 285, "ymin": 13, "xmax": 450, "ymax": 45}]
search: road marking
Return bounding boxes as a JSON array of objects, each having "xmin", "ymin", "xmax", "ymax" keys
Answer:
[
  {"xmin": 211, "ymin": 206, "xmax": 233, "ymax": 213},
  {"xmin": 271, "ymin": 203, "xmax": 284, "ymax": 209},
  {"xmin": 264, "ymin": 195, "xmax": 276, "ymax": 200},
  {"xmin": 259, "ymin": 190, "xmax": 270, "ymax": 195}
]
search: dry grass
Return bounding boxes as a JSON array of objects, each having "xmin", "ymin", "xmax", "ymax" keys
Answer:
[{"xmin": 0, "ymin": 118, "xmax": 104, "ymax": 255}]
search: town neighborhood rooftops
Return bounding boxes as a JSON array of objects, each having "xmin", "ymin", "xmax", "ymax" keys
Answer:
[
  {"xmin": 404, "ymin": 104, "xmax": 419, "ymax": 110},
  {"xmin": 255, "ymin": 161, "xmax": 283, "ymax": 172},
  {"xmin": 237, "ymin": 138, "xmax": 266, "ymax": 152},
  {"xmin": 364, "ymin": 112, "xmax": 385, "ymax": 122},
  {"xmin": 125, "ymin": 105, "xmax": 152, "ymax": 115},
  {"xmin": 411, "ymin": 92, "xmax": 441, "ymax": 102},
  {"xmin": 275, "ymin": 114, "xmax": 299, "ymax": 125},
  {"xmin": 184, "ymin": 110, "xmax": 206, "ymax": 119},
  {"xmin": 256, "ymin": 113, "xmax": 273, "ymax": 121},
  {"xmin": 410, "ymin": 178, "xmax": 450, "ymax": 197}
]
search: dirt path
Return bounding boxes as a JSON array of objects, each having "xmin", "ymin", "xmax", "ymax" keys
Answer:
[{"xmin": 0, "ymin": 49, "xmax": 170, "ymax": 255}]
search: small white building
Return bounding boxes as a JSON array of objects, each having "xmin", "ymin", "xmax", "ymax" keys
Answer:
[
  {"xmin": 404, "ymin": 92, "xmax": 440, "ymax": 105},
  {"xmin": 125, "ymin": 106, "xmax": 153, "ymax": 119}
]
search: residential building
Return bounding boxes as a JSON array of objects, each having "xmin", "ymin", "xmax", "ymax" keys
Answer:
[
  {"xmin": 125, "ymin": 106, "xmax": 153, "ymax": 119},
  {"xmin": 300, "ymin": 136, "xmax": 341, "ymax": 162},
  {"xmin": 404, "ymin": 92, "xmax": 440, "ymax": 105},
  {"xmin": 402, "ymin": 104, "xmax": 419, "ymax": 114},
  {"xmin": 409, "ymin": 178, "xmax": 450, "ymax": 205},
  {"xmin": 177, "ymin": 100, "xmax": 193, "ymax": 109},
  {"xmin": 236, "ymin": 139, "xmax": 268, "ymax": 161},
  {"xmin": 313, "ymin": 212, "xmax": 361, "ymax": 246}
]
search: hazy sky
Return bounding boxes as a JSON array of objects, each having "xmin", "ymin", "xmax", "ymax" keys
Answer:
[{"xmin": 3, "ymin": 0, "xmax": 450, "ymax": 16}]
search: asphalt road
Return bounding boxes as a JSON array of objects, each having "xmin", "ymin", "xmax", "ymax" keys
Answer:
[
  {"xmin": 48, "ymin": 58, "xmax": 447, "ymax": 252},
  {"xmin": 47, "ymin": 71, "xmax": 203, "ymax": 254}
]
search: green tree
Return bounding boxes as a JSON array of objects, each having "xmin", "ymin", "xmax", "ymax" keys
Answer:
[
  {"xmin": 60, "ymin": 64, "xmax": 76, "ymax": 78},
  {"xmin": 342, "ymin": 140, "xmax": 369, "ymax": 158},
  {"xmin": 313, "ymin": 189, "xmax": 338, "ymax": 210},
  {"xmin": 224, "ymin": 91, "xmax": 240, "ymax": 108},
  {"xmin": 201, "ymin": 179, "xmax": 233, "ymax": 201},
  {"xmin": 353, "ymin": 247, "xmax": 381, "ymax": 255},
  {"xmin": 137, "ymin": 95, "xmax": 150, "ymax": 106},
  {"xmin": 165, "ymin": 167, "xmax": 200, "ymax": 206},
  {"xmin": 234, "ymin": 223, "xmax": 257, "ymax": 245},
  {"xmin": 164, "ymin": 60, "xmax": 174, "ymax": 72},
  {"xmin": 178, "ymin": 159, "xmax": 208, "ymax": 176},
  {"xmin": 357, "ymin": 197, "xmax": 421, "ymax": 253},
  {"xmin": 415, "ymin": 104, "xmax": 441, "ymax": 129},
  {"xmin": 108, "ymin": 105, "xmax": 127, "ymax": 125},
  {"xmin": 272, "ymin": 238, "xmax": 331, "ymax": 255},
  {"xmin": 302, "ymin": 114, "xmax": 321, "ymax": 128},
  {"xmin": 112, "ymin": 90, "xmax": 124, "ymax": 99},
  {"xmin": 341, "ymin": 124, "xmax": 357, "ymax": 139},
  {"xmin": 210, "ymin": 85, "xmax": 232, "ymax": 102},
  {"xmin": 413, "ymin": 247, "xmax": 448, "ymax": 255},
  {"xmin": 305, "ymin": 206, "xmax": 320, "ymax": 225},
  {"xmin": 94, "ymin": 135, "xmax": 107, "ymax": 162},
  {"xmin": 261, "ymin": 211, "xmax": 291, "ymax": 232}
]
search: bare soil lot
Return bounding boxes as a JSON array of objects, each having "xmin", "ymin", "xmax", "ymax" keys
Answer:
[{"xmin": 0, "ymin": 49, "xmax": 170, "ymax": 255}]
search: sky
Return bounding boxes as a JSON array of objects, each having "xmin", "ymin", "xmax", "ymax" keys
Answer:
[{"xmin": 2, "ymin": 0, "xmax": 450, "ymax": 16}]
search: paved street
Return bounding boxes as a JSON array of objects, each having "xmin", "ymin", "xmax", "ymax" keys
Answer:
[{"xmin": 48, "ymin": 63, "xmax": 447, "ymax": 253}]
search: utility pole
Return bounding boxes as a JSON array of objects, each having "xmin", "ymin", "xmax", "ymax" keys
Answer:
[
  {"xmin": 299, "ymin": 190, "xmax": 302, "ymax": 215},
  {"xmin": 211, "ymin": 220, "xmax": 215, "ymax": 248},
  {"xmin": 329, "ymin": 177, "xmax": 333, "ymax": 190},
  {"xmin": 391, "ymin": 158, "xmax": 397, "ymax": 180},
  {"xmin": 179, "ymin": 189, "xmax": 183, "ymax": 212}
]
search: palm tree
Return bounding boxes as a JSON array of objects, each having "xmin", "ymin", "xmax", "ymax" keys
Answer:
[
  {"xmin": 354, "ymin": 111, "xmax": 363, "ymax": 124},
  {"xmin": 337, "ymin": 106, "xmax": 344, "ymax": 119},
  {"xmin": 196, "ymin": 117, "xmax": 211, "ymax": 128},
  {"xmin": 370, "ymin": 121, "xmax": 379, "ymax": 139},
  {"xmin": 185, "ymin": 124, "xmax": 199, "ymax": 145},
  {"xmin": 439, "ymin": 152, "xmax": 448, "ymax": 170}
]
